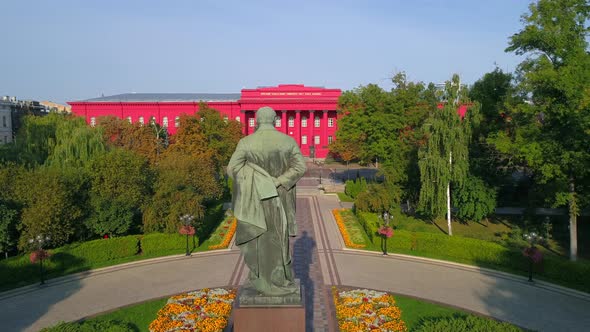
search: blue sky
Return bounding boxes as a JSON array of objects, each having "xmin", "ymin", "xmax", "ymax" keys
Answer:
[{"xmin": 0, "ymin": 0, "xmax": 532, "ymax": 103}]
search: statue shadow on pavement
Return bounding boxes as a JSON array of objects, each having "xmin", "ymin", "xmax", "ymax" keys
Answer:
[
  {"xmin": 0, "ymin": 252, "xmax": 85, "ymax": 331},
  {"xmin": 293, "ymin": 230, "xmax": 316, "ymax": 332}
]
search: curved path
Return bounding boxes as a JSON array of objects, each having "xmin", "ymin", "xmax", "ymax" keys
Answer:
[{"xmin": 1, "ymin": 188, "xmax": 589, "ymax": 331}]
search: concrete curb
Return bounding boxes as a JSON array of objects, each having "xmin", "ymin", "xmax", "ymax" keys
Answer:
[{"xmin": 339, "ymin": 247, "xmax": 590, "ymax": 302}]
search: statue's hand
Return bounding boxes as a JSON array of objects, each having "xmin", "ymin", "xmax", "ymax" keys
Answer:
[{"xmin": 273, "ymin": 178, "xmax": 282, "ymax": 188}]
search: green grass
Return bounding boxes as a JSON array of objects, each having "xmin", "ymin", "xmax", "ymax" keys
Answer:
[
  {"xmin": 340, "ymin": 209, "xmax": 590, "ymax": 293},
  {"xmin": 336, "ymin": 192, "xmax": 355, "ymax": 202},
  {"xmin": 42, "ymin": 290, "xmax": 523, "ymax": 332},
  {"xmin": 339, "ymin": 209, "xmax": 369, "ymax": 245},
  {"xmin": 199, "ymin": 215, "xmax": 235, "ymax": 248},
  {"xmin": 0, "ymin": 203, "xmax": 232, "ymax": 292},
  {"xmin": 40, "ymin": 297, "xmax": 167, "ymax": 332}
]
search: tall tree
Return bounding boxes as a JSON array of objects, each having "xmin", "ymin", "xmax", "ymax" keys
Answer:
[
  {"xmin": 46, "ymin": 116, "xmax": 106, "ymax": 169},
  {"xmin": 87, "ymin": 149, "xmax": 152, "ymax": 237},
  {"xmin": 503, "ymin": 0, "xmax": 590, "ymax": 260},
  {"xmin": 418, "ymin": 75, "xmax": 478, "ymax": 235}
]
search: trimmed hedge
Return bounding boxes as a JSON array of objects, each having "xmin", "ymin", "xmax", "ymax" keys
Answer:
[
  {"xmin": 413, "ymin": 315, "xmax": 523, "ymax": 332},
  {"xmin": 141, "ymin": 233, "xmax": 189, "ymax": 257},
  {"xmin": 355, "ymin": 211, "xmax": 380, "ymax": 243},
  {"xmin": 0, "ymin": 236, "xmax": 139, "ymax": 291}
]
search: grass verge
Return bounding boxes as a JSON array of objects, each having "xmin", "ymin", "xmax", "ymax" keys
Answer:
[{"xmin": 337, "ymin": 209, "xmax": 590, "ymax": 293}]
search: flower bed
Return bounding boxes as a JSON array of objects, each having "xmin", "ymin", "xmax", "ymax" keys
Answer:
[
  {"xmin": 149, "ymin": 288, "xmax": 236, "ymax": 332},
  {"xmin": 332, "ymin": 209, "xmax": 365, "ymax": 248},
  {"xmin": 208, "ymin": 218, "xmax": 237, "ymax": 250},
  {"xmin": 333, "ymin": 287, "xmax": 407, "ymax": 331}
]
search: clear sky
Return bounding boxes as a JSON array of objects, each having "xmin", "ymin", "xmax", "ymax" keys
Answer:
[{"xmin": 0, "ymin": 0, "xmax": 532, "ymax": 103}]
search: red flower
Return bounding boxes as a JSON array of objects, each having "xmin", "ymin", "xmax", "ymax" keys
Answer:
[
  {"xmin": 103, "ymin": 234, "xmax": 109, "ymax": 239},
  {"xmin": 362, "ymin": 297, "xmax": 369, "ymax": 302},
  {"xmin": 378, "ymin": 226, "xmax": 394, "ymax": 238},
  {"xmin": 30, "ymin": 249, "xmax": 50, "ymax": 263},
  {"xmin": 179, "ymin": 225, "xmax": 196, "ymax": 235}
]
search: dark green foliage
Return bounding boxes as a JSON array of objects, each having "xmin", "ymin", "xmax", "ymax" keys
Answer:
[
  {"xmin": 15, "ymin": 168, "xmax": 83, "ymax": 249},
  {"xmin": 413, "ymin": 315, "xmax": 523, "ymax": 332},
  {"xmin": 344, "ymin": 177, "xmax": 367, "ymax": 199},
  {"xmin": 140, "ymin": 233, "xmax": 188, "ymax": 257},
  {"xmin": 355, "ymin": 183, "xmax": 396, "ymax": 213},
  {"xmin": 87, "ymin": 149, "xmax": 151, "ymax": 237},
  {"xmin": 0, "ymin": 202, "xmax": 19, "ymax": 255},
  {"xmin": 354, "ymin": 211, "xmax": 380, "ymax": 243},
  {"xmin": 0, "ymin": 236, "xmax": 139, "ymax": 291},
  {"xmin": 40, "ymin": 320, "xmax": 135, "ymax": 332},
  {"xmin": 452, "ymin": 176, "xmax": 497, "ymax": 221}
]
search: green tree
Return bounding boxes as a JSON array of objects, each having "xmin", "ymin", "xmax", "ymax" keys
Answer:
[
  {"xmin": 15, "ymin": 168, "xmax": 83, "ymax": 249},
  {"xmin": 452, "ymin": 175, "xmax": 497, "ymax": 222},
  {"xmin": 46, "ymin": 116, "xmax": 106, "ymax": 169},
  {"xmin": 86, "ymin": 149, "xmax": 152, "ymax": 237},
  {"xmin": 418, "ymin": 74, "xmax": 479, "ymax": 235},
  {"xmin": 502, "ymin": 0, "xmax": 590, "ymax": 260},
  {"xmin": 142, "ymin": 151, "xmax": 222, "ymax": 233}
]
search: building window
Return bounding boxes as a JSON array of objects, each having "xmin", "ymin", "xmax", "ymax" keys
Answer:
[
  {"xmin": 249, "ymin": 118, "xmax": 255, "ymax": 127},
  {"xmin": 302, "ymin": 135, "xmax": 307, "ymax": 145},
  {"xmin": 175, "ymin": 116, "xmax": 180, "ymax": 128},
  {"xmin": 328, "ymin": 117, "xmax": 334, "ymax": 127},
  {"xmin": 328, "ymin": 135, "xmax": 333, "ymax": 144},
  {"xmin": 301, "ymin": 116, "xmax": 308, "ymax": 127},
  {"xmin": 314, "ymin": 116, "xmax": 320, "ymax": 128},
  {"xmin": 314, "ymin": 135, "xmax": 320, "ymax": 145},
  {"xmin": 235, "ymin": 116, "xmax": 241, "ymax": 122},
  {"xmin": 2, "ymin": 116, "xmax": 6, "ymax": 127},
  {"xmin": 275, "ymin": 117, "xmax": 281, "ymax": 127},
  {"xmin": 127, "ymin": 116, "xmax": 132, "ymax": 123},
  {"xmin": 163, "ymin": 117, "xmax": 169, "ymax": 128},
  {"xmin": 150, "ymin": 116, "xmax": 156, "ymax": 125},
  {"xmin": 90, "ymin": 117, "xmax": 96, "ymax": 127},
  {"xmin": 139, "ymin": 116, "xmax": 145, "ymax": 125},
  {"xmin": 288, "ymin": 116, "xmax": 294, "ymax": 127},
  {"xmin": 223, "ymin": 116, "xmax": 228, "ymax": 123}
]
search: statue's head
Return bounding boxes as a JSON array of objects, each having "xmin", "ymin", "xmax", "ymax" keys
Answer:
[{"xmin": 256, "ymin": 106, "xmax": 276, "ymax": 125}]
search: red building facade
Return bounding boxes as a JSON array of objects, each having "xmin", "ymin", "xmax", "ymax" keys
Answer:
[{"xmin": 69, "ymin": 84, "xmax": 341, "ymax": 158}]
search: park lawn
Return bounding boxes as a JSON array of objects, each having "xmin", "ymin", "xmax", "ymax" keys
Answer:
[
  {"xmin": 41, "ymin": 290, "xmax": 522, "ymax": 332},
  {"xmin": 339, "ymin": 209, "xmax": 369, "ymax": 245},
  {"xmin": 339, "ymin": 209, "xmax": 590, "ymax": 293},
  {"xmin": 0, "ymin": 203, "xmax": 235, "ymax": 292}
]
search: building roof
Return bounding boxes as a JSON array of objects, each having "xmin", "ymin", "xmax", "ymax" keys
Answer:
[{"xmin": 82, "ymin": 93, "xmax": 241, "ymax": 102}]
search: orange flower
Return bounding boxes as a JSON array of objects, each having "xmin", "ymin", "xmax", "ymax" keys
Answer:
[
  {"xmin": 209, "ymin": 218, "xmax": 237, "ymax": 250},
  {"xmin": 332, "ymin": 209, "xmax": 365, "ymax": 249}
]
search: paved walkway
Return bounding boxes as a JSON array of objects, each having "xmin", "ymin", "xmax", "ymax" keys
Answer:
[{"xmin": 1, "ymin": 186, "xmax": 590, "ymax": 331}]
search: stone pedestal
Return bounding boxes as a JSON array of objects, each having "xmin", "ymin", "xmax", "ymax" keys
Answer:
[{"xmin": 232, "ymin": 280, "xmax": 305, "ymax": 332}]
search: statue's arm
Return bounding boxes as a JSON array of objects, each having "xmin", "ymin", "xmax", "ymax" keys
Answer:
[
  {"xmin": 276, "ymin": 143, "xmax": 307, "ymax": 190},
  {"xmin": 227, "ymin": 140, "xmax": 246, "ymax": 180}
]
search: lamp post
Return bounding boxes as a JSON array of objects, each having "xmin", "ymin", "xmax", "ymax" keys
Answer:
[
  {"xmin": 315, "ymin": 160, "xmax": 325, "ymax": 185},
  {"xmin": 179, "ymin": 214, "xmax": 195, "ymax": 256},
  {"xmin": 523, "ymin": 232, "xmax": 543, "ymax": 282},
  {"xmin": 29, "ymin": 234, "xmax": 50, "ymax": 285},
  {"xmin": 378, "ymin": 211, "xmax": 392, "ymax": 255}
]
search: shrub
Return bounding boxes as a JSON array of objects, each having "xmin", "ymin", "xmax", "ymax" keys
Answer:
[
  {"xmin": 355, "ymin": 183, "xmax": 395, "ymax": 213},
  {"xmin": 452, "ymin": 176, "xmax": 496, "ymax": 222},
  {"xmin": 54, "ymin": 236, "xmax": 140, "ymax": 264},
  {"xmin": 355, "ymin": 211, "xmax": 380, "ymax": 243},
  {"xmin": 345, "ymin": 177, "xmax": 367, "ymax": 199},
  {"xmin": 141, "ymin": 233, "xmax": 188, "ymax": 257},
  {"xmin": 413, "ymin": 315, "xmax": 523, "ymax": 332}
]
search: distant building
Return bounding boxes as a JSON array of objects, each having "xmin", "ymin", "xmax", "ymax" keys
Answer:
[
  {"xmin": 1, "ymin": 96, "xmax": 50, "ymax": 141},
  {"xmin": 69, "ymin": 84, "xmax": 342, "ymax": 158},
  {"xmin": 0, "ymin": 100, "xmax": 12, "ymax": 144},
  {"xmin": 40, "ymin": 101, "xmax": 71, "ymax": 113}
]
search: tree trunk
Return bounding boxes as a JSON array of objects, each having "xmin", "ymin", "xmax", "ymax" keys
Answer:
[
  {"xmin": 569, "ymin": 178, "xmax": 578, "ymax": 261},
  {"xmin": 447, "ymin": 151, "xmax": 452, "ymax": 236}
]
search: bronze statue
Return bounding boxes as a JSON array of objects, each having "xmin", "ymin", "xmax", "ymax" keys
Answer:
[{"xmin": 227, "ymin": 106, "xmax": 306, "ymax": 296}]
